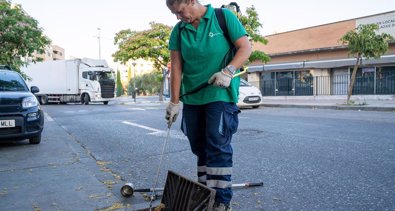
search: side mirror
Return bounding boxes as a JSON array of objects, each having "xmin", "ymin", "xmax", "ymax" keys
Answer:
[{"xmin": 31, "ymin": 86, "xmax": 40, "ymax": 94}]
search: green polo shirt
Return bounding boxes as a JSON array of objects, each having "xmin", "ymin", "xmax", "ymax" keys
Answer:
[{"xmin": 169, "ymin": 4, "xmax": 247, "ymax": 105}]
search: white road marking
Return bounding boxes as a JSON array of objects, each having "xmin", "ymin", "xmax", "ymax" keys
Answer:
[
  {"xmin": 44, "ymin": 112, "xmax": 54, "ymax": 122},
  {"xmin": 127, "ymin": 108, "xmax": 146, "ymax": 111},
  {"xmin": 121, "ymin": 121, "xmax": 187, "ymax": 140},
  {"xmin": 122, "ymin": 121, "xmax": 162, "ymax": 133},
  {"xmin": 150, "ymin": 130, "xmax": 188, "ymax": 140}
]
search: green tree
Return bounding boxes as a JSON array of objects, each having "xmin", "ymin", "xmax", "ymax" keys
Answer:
[
  {"xmin": 0, "ymin": 0, "xmax": 51, "ymax": 73},
  {"xmin": 113, "ymin": 22, "xmax": 171, "ymax": 101},
  {"xmin": 116, "ymin": 70, "xmax": 123, "ymax": 97},
  {"xmin": 236, "ymin": 5, "xmax": 270, "ymax": 63},
  {"xmin": 128, "ymin": 72, "xmax": 161, "ymax": 96},
  {"xmin": 340, "ymin": 24, "xmax": 393, "ymax": 104}
]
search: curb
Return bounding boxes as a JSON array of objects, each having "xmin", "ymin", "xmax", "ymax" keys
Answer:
[{"xmin": 262, "ymin": 104, "xmax": 395, "ymax": 112}]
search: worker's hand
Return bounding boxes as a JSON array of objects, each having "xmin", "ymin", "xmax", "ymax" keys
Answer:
[
  {"xmin": 208, "ymin": 70, "xmax": 232, "ymax": 88},
  {"xmin": 165, "ymin": 102, "xmax": 180, "ymax": 128}
]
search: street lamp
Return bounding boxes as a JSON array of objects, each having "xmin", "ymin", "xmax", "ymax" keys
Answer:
[
  {"xmin": 132, "ymin": 62, "xmax": 137, "ymax": 102},
  {"xmin": 97, "ymin": 28, "xmax": 101, "ymax": 60}
]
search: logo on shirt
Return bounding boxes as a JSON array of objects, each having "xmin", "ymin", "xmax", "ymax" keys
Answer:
[{"xmin": 208, "ymin": 32, "xmax": 222, "ymax": 37}]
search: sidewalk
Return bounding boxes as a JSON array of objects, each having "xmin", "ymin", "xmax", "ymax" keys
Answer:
[
  {"xmin": 261, "ymin": 95, "xmax": 395, "ymax": 111},
  {"xmin": 0, "ymin": 115, "xmax": 156, "ymax": 211},
  {"xmin": 114, "ymin": 95, "xmax": 395, "ymax": 112}
]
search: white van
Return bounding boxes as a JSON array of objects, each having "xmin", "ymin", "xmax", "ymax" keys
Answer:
[{"xmin": 237, "ymin": 78, "xmax": 262, "ymax": 108}]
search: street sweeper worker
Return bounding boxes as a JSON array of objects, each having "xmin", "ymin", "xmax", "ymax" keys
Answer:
[{"xmin": 165, "ymin": 0, "xmax": 251, "ymax": 210}]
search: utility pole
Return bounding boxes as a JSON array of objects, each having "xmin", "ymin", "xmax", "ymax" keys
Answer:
[{"xmin": 97, "ymin": 28, "xmax": 101, "ymax": 60}]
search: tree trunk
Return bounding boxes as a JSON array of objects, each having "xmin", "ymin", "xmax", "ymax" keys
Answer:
[
  {"xmin": 158, "ymin": 68, "xmax": 165, "ymax": 102},
  {"xmin": 347, "ymin": 54, "xmax": 361, "ymax": 104},
  {"xmin": 159, "ymin": 79, "xmax": 164, "ymax": 101}
]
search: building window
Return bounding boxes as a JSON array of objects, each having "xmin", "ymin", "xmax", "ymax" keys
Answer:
[{"xmin": 376, "ymin": 66, "xmax": 395, "ymax": 94}]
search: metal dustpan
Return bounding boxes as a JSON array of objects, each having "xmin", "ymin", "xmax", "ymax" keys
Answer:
[{"xmin": 139, "ymin": 170, "xmax": 216, "ymax": 211}]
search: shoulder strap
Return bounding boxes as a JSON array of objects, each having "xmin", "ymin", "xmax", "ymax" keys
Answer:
[{"xmin": 214, "ymin": 8, "xmax": 233, "ymax": 48}]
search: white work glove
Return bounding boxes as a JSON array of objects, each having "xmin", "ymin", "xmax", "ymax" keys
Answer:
[
  {"xmin": 208, "ymin": 70, "xmax": 232, "ymax": 88},
  {"xmin": 165, "ymin": 102, "xmax": 180, "ymax": 128}
]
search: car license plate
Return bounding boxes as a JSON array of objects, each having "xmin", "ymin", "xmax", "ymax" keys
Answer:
[
  {"xmin": 0, "ymin": 120, "xmax": 15, "ymax": 128},
  {"xmin": 249, "ymin": 97, "xmax": 260, "ymax": 101}
]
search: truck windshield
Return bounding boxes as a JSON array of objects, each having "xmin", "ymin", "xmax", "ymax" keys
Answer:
[{"xmin": 95, "ymin": 71, "xmax": 114, "ymax": 81}]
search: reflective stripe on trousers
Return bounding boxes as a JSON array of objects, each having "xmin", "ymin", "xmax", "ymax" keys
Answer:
[{"xmin": 181, "ymin": 101, "xmax": 239, "ymax": 204}]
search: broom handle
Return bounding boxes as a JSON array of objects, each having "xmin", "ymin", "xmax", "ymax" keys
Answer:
[
  {"xmin": 232, "ymin": 182, "xmax": 264, "ymax": 188},
  {"xmin": 134, "ymin": 182, "xmax": 262, "ymax": 193},
  {"xmin": 134, "ymin": 187, "xmax": 164, "ymax": 192}
]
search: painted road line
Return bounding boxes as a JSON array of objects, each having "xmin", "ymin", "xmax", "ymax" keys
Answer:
[
  {"xmin": 44, "ymin": 112, "xmax": 54, "ymax": 122},
  {"xmin": 122, "ymin": 121, "xmax": 188, "ymax": 140},
  {"xmin": 122, "ymin": 121, "xmax": 162, "ymax": 133}
]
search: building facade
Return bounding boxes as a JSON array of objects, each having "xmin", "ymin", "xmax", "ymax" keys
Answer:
[
  {"xmin": 248, "ymin": 11, "xmax": 395, "ymax": 97},
  {"xmin": 31, "ymin": 45, "xmax": 65, "ymax": 62},
  {"xmin": 51, "ymin": 45, "xmax": 65, "ymax": 60}
]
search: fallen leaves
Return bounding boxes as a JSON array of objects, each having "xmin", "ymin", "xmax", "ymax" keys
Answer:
[
  {"xmin": 96, "ymin": 202, "xmax": 130, "ymax": 211},
  {"xmin": 0, "ymin": 190, "xmax": 8, "ymax": 196},
  {"xmin": 103, "ymin": 180, "xmax": 116, "ymax": 188}
]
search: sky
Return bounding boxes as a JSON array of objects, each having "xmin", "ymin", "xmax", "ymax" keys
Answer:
[{"xmin": 11, "ymin": 0, "xmax": 395, "ymax": 68}]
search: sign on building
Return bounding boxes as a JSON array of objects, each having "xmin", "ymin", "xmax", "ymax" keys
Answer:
[{"xmin": 356, "ymin": 11, "xmax": 395, "ymax": 37}]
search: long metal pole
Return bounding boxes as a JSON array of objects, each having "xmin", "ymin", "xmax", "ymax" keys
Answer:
[
  {"xmin": 149, "ymin": 125, "xmax": 172, "ymax": 210},
  {"xmin": 97, "ymin": 28, "xmax": 101, "ymax": 60}
]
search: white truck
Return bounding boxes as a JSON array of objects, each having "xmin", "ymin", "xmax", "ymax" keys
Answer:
[{"xmin": 22, "ymin": 58, "xmax": 115, "ymax": 105}]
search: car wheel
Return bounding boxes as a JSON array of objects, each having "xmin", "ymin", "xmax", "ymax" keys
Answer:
[
  {"xmin": 103, "ymin": 101, "xmax": 109, "ymax": 105},
  {"xmin": 252, "ymin": 105, "xmax": 260, "ymax": 108},
  {"xmin": 39, "ymin": 95, "xmax": 48, "ymax": 105},
  {"xmin": 29, "ymin": 135, "xmax": 41, "ymax": 144}
]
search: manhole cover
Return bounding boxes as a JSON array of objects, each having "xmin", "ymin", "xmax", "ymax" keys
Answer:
[{"xmin": 237, "ymin": 129, "xmax": 264, "ymax": 136}]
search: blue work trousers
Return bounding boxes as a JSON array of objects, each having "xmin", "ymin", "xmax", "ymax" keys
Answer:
[{"xmin": 181, "ymin": 101, "xmax": 239, "ymax": 204}]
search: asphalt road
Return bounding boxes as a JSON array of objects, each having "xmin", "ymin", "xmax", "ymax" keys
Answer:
[{"xmin": 1, "ymin": 102, "xmax": 395, "ymax": 210}]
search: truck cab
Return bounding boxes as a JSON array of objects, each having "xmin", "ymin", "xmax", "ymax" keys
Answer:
[{"xmin": 80, "ymin": 68, "xmax": 115, "ymax": 105}]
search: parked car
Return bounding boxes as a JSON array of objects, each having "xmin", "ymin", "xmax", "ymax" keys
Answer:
[
  {"xmin": 237, "ymin": 78, "xmax": 262, "ymax": 108},
  {"xmin": 0, "ymin": 67, "xmax": 44, "ymax": 144}
]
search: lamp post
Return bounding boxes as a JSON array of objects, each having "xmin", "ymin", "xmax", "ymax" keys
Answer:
[
  {"xmin": 132, "ymin": 62, "xmax": 137, "ymax": 102},
  {"xmin": 97, "ymin": 28, "xmax": 101, "ymax": 60}
]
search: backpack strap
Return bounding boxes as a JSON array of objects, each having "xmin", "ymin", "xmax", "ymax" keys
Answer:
[
  {"xmin": 215, "ymin": 8, "xmax": 237, "ymax": 67},
  {"xmin": 214, "ymin": 8, "xmax": 233, "ymax": 48}
]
